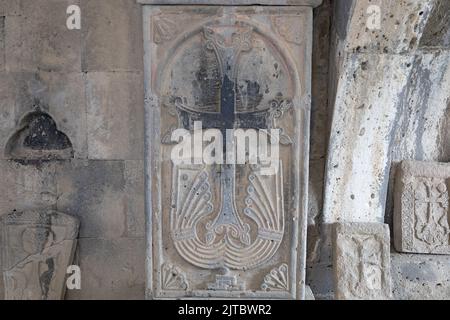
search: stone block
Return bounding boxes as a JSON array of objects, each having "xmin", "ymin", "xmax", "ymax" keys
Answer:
[
  {"xmin": 391, "ymin": 252, "xmax": 450, "ymax": 300},
  {"xmin": 394, "ymin": 161, "xmax": 450, "ymax": 255},
  {"xmin": 0, "ymin": 160, "xmax": 57, "ymax": 216},
  {"xmin": 340, "ymin": 0, "xmax": 434, "ymax": 54},
  {"xmin": 0, "ymin": 0, "xmax": 21, "ymax": 16},
  {"xmin": 4, "ymin": 0, "xmax": 82, "ymax": 72},
  {"xmin": 0, "ymin": 72, "xmax": 87, "ymax": 160},
  {"xmin": 0, "ymin": 210, "xmax": 79, "ymax": 300},
  {"xmin": 333, "ymin": 222, "xmax": 392, "ymax": 300},
  {"xmin": 420, "ymin": 0, "xmax": 450, "ymax": 49},
  {"xmin": 0, "ymin": 17, "xmax": 4, "ymax": 71},
  {"xmin": 85, "ymin": 72, "xmax": 144, "ymax": 160},
  {"xmin": 56, "ymin": 160, "xmax": 144, "ymax": 239},
  {"xmin": 141, "ymin": 4, "xmax": 314, "ymax": 299},
  {"xmin": 81, "ymin": 0, "xmax": 143, "ymax": 72},
  {"xmin": 124, "ymin": 160, "xmax": 145, "ymax": 238},
  {"xmin": 65, "ymin": 238, "xmax": 145, "ymax": 300}
]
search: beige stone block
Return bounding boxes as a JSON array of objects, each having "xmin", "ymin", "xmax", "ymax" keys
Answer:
[
  {"xmin": 81, "ymin": 0, "xmax": 143, "ymax": 72},
  {"xmin": 391, "ymin": 252, "xmax": 450, "ymax": 300},
  {"xmin": 0, "ymin": 160, "xmax": 57, "ymax": 216},
  {"xmin": 56, "ymin": 160, "xmax": 126, "ymax": 239},
  {"xmin": 4, "ymin": 0, "xmax": 82, "ymax": 72},
  {"xmin": 56, "ymin": 160, "xmax": 144, "ymax": 239},
  {"xmin": 0, "ymin": 209, "xmax": 79, "ymax": 300},
  {"xmin": 394, "ymin": 161, "xmax": 450, "ymax": 255},
  {"xmin": 333, "ymin": 222, "xmax": 392, "ymax": 300},
  {"xmin": 65, "ymin": 238, "xmax": 145, "ymax": 300},
  {"xmin": 124, "ymin": 160, "xmax": 145, "ymax": 238},
  {"xmin": 85, "ymin": 72, "xmax": 144, "ymax": 160}
]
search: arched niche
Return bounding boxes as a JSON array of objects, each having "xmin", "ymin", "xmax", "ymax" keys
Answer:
[{"xmin": 5, "ymin": 109, "xmax": 73, "ymax": 160}]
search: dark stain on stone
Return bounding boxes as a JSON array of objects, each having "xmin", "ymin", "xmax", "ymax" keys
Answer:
[{"xmin": 23, "ymin": 113, "xmax": 71, "ymax": 150}]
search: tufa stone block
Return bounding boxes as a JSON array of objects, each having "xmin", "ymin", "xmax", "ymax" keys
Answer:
[
  {"xmin": 333, "ymin": 222, "xmax": 392, "ymax": 300},
  {"xmin": 394, "ymin": 161, "xmax": 450, "ymax": 255}
]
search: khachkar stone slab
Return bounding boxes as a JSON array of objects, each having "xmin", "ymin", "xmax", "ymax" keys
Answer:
[
  {"xmin": 0, "ymin": 210, "xmax": 79, "ymax": 300},
  {"xmin": 141, "ymin": 2, "xmax": 320, "ymax": 299},
  {"xmin": 333, "ymin": 223, "xmax": 392, "ymax": 300},
  {"xmin": 394, "ymin": 161, "xmax": 450, "ymax": 255}
]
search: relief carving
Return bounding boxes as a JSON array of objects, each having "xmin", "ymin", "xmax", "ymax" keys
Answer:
[
  {"xmin": 1, "ymin": 210, "xmax": 79, "ymax": 300},
  {"xmin": 333, "ymin": 223, "xmax": 392, "ymax": 300},
  {"xmin": 152, "ymin": 15, "xmax": 178, "ymax": 44},
  {"xmin": 394, "ymin": 161, "xmax": 450, "ymax": 254},
  {"xmin": 161, "ymin": 263, "xmax": 189, "ymax": 291},
  {"xmin": 261, "ymin": 263, "xmax": 289, "ymax": 292},
  {"xmin": 144, "ymin": 6, "xmax": 312, "ymax": 299}
]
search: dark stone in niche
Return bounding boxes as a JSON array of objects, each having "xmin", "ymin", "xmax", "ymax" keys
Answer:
[{"xmin": 5, "ymin": 110, "xmax": 73, "ymax": 160}]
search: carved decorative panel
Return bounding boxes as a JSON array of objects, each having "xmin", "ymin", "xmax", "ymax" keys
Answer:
[
  {"xmin": 333, "ymin": 223, "xmax": 392, "ymax": 300},
  {"xmin": 0, "ymin": 210, "xmax": 79, "ymax": 300},
  {"xmin": 141, "ymin": 4, "xmax": 315, "ymax": 299},
  {"xmin": 394, "ymin": 161, "xmax": 450, "ymax": 254}
]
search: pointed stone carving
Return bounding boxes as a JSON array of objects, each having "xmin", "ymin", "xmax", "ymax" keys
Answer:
[
  {"xmin": 261, "ymin": 263, "xmax": 289, "ymax": 292},
  {"xmin": 394, "ymin": 161, "xmax": 450, "ymax": 254},
  {"xmin": 1, "ymin": 210, "xmax": 79, "ymax": 300}
]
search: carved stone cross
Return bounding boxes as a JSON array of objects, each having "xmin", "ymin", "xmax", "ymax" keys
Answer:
[{"xmin": 139, "ymin": 0, "xmax": 321, "ymax": 300}]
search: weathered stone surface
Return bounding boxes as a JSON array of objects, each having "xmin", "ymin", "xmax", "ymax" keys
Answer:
[
  {"xmin": 338, "ymin": 0, "xmax": 435, "ymax": 54},
  {"xmin": 333, "ymin": 223, "xmax": 392, "ymax": 300},
  {"xmin": 394, "ymin": 161, "xmax": 450, "ymax": 255},
  {"xmin": 0, "ymin": 17, "xmax": 4, "ymax": 72},
  {"xmin": 85, "ymin": 72, "xmax": 144, "ymax": 160},
  {"xmin": 81, "ymin": 0, "xmax": 143, "ymax": 72},
  {"xmin": 0, "ymin": 0, "xmax": 21, "ymax": 16},
  {"xmin": 0, "ymin": 160, "xmax": 57, "ymax": 215},
  {"xmin": 324, "ymin": 53, "xmax": 415, "ymax": 224},
  {"xmin": 0, "ymin": 210, "xmax": 79, "ymax": 300},
  {"xmin": 0, "ymin": 72, "xmax": 88, "ymax": 160},
  {"xmin": 305, "ymin": 285, "xmax": 315, "ymax": 300},
  {"xmin": 56, "ymin": 160, "xmax": 144, "ymax": 239},
  {"xmin": 124, "ymin": 160, "xmax": 145, "ymax": 238},
  {"xmin": 4, "ymin": 0, "xmax": 82, "ymax": 72},
  {"xmin": 391, "ymin": 252, "xmax": 450, "ymax": 300},
  {"xmin": 138, "ymin": 0, "xmax": 323, "ymax": 6},
  {"xmin": 142, "ymin": 5, "xmax": 314, "ymax": 299},
  {"xmin": 65, "ymin": 238, "xmax": 145, "ymax": 300},
  {"xmin": 420, "ymin": 0, "xmax": 450, "ymax": 49}
]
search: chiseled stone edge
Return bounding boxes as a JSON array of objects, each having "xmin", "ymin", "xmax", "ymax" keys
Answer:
[{"xmin": 137, "ymin": 0, "xmax": 323, "ymax": 8}]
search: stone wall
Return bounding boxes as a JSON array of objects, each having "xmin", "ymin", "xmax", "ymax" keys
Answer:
[
  {"xmin": 0, "ymin": 0, "xmax": 145, "ymax": 299},
  {"xmin": 0, "ymin": 0, "xmax": 448, "ymax": 300}
]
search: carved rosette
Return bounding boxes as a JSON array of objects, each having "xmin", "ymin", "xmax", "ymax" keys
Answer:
[{"xmin": 261, "ymin": 264, "xmax": 289, "ymax": 292}]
